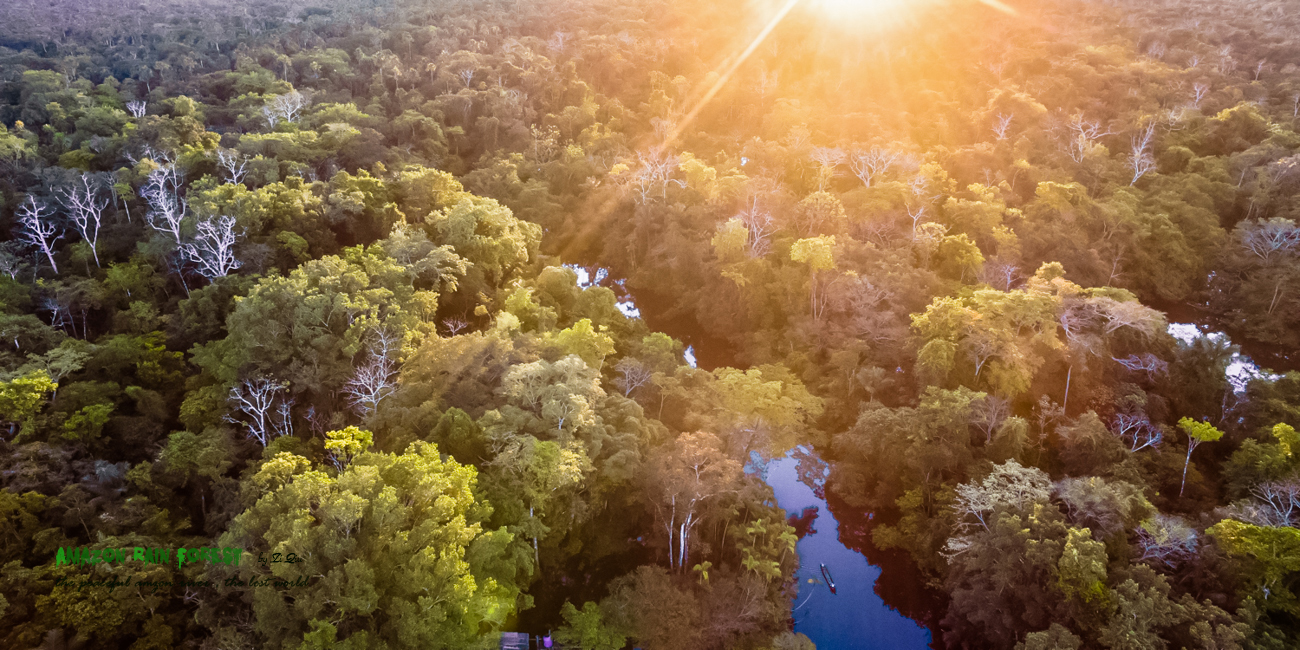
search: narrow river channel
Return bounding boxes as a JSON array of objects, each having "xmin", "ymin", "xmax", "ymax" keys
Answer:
[
  {"xmin": 566, "ymin": 263, "xmax": 940, "ymax": 644},
  {"xmin": 565, "ymin": 258, "xmax": 1298, "ymax": 650},
  {"xmin": 755, "ymin": 449, "xmax": 934, "ymax": 650}
]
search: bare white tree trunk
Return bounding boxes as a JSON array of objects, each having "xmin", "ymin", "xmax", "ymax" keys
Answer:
[
  {"xmin": 139, "ymin": 150, "xmax": 186, "ymax": 244},
  {"xmin": 737, "ymin": 197, "xmax": 775, "ymax": 258},
  {"xmin": 849, "ymin": 145, "xmax": 904, "ymax": 187},
  {"xmin": 56, "ymin": 174, "xmax": 108, "ymax": 267},
  {"xmin": 907, "ymin": 204, "xmax": 927, "ymax": 240},
  {"xmin": 342, "ymin": 328, "xmax": 401, "ymax": 417},
  {"xmin": 181, "ymin": 215, "xmax": 242, "ymax": 280},
  {"xmin": 614, "ymin": 358, "xmax": 652, "ymax": 396},
  {"xmin": 1127, "ymin": 122, "xmax": 1157, "ymax": 185},
  {"xmin": 1061, "ymin": 114, "xmax": 1113, "ymax": 163},
  {"xmin": 215, "ymin": 149, "xmax": 250, "ymax": 185},
  {"xmin": 992, "ymin": 113, "xmax": 1014, "ymax": 140},
  {"xmin": 263, "ymin": 90, "xmax": 309, "ymax": 128},
  {"xmin": 810, "ymin": 147, "xmax": 844, "ymax": 191},
  {"xmin": 1191, "ymin": 82, "xmax": 1210, "ymax": 108},
  {"xmin": 226, "ymin": 378, "xmax": 289, "ymax": 446},
  {"xmin": 16, "ymin": 196, "xmax": 62, "ymax": 274}
]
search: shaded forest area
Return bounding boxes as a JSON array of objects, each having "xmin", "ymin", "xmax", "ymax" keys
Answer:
[{"xmin": 0, "ymin": 0, "xmax": 1298, "ymax": 648}]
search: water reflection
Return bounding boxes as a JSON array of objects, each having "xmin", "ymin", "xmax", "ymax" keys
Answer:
[
  {"xmin": 1156, "ymin": 300, "xmax": 1298, "ymax": 374},
  {"xmin": 824, "ymin": 484, "xmax": 948, "ymax": 645},
  {"xmin": 563, "ymin": 262, "xmax": 732, "ymax": 369},
  {"xmin": 757, "ymin": 450, "xmax": 933, "ymax": 650},
  {"xmin": 564, "ymin": 263, "xmax": 641, "ymax": 319},
  {"xmin": 1168, "ymin": 322, "xmax": 1282, "ymax": 393}
]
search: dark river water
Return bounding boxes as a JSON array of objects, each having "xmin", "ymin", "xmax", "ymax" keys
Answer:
[
  {"xmin": 1153, "ymin": 298, "xmax": 1299, "ymax": 373},
  {"xmin": 557, "ymin": 258, "xmax": 1300, "ymax": 650},
  {"xmin": 566, "ymin": 263, "xmax": 942, "ymax": 647},
  {"xmin": 756, "ymin": 450, "xmax": 935, "ymax": 650}
]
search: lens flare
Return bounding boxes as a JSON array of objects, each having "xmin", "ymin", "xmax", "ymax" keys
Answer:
[
  {"xmin": 815, "ymin": 0, "xmax": 1018, "ymax": 22},
  {"xmin": 814, "ymin": 0, "xmax": 912, "ymax": 19}
]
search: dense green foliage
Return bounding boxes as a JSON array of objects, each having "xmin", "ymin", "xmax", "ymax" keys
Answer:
[{"xmin": 1, "ymin": 0, "xmax": 1299, "ymax": 648}]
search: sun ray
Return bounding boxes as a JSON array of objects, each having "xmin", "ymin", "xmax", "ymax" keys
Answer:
[
  {"xmin": 976, "ymin": 0, "xmax": 1019, "ymax": 15},
  {"xmin": 661, "ymin": 0, "xmax": 803, "ymax": 151}
]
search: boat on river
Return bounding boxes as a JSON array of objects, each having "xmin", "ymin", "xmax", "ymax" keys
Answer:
[{"xmin": 820, "ymin": 563, "xmax": 837, "ymax": 595}]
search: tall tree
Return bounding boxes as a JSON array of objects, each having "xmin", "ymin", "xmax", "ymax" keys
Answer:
[
  {"xmin": 15, "ymin": 196, "xmax": 62, "ymax": 274},
  {"xmin": 645, "ymin": 431, "xmax": 741, "ymax": 571},
  {"xmin": 221, "ymin": 438, "xmax": 517, "ymax": 649}
]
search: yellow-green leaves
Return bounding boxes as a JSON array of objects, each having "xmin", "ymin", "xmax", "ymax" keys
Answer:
[
  {"xmin": 1056, "ymin": 528, "xmax": 1109, "ymax": 610},
  {"xmin": 791, "ymin": 236, "xmax": 837, "ymax": 320},
  {"xmin": 226, "ymin": 441, "xmax": 512, "ymax": 648},
  {"xmin": 549, "ymin": 319, "xmax": 615, "ymax": 370},
  {"xmin": 713, "ymin": 365, "xmax": 824, "ymax": 456},
  {"xmin": 325, "ymin": 426, "xmax": 374, "ymax": 467},
  {"xmin": 430, "ymin": 195, "xmax": 541, "ymax": 288},
  {"xmin": 501, "ymin": 355, "xmax": 603, "ymax": 436},
  {"xmin": 1178, "ymin": 417, "xmax": 1224, "ymax": 444},
  {"xmin": 0, "ymin": 121, "xmax": 33, "ymax": 161},
  {"xmin": 250, "ymin": 451, "xmax": 313, "ymax": 492},
  {"xmin": 60, "ymin": 402, "xmax": 113, "ymax": 443},
  {"xmin": 910, "ymin": 264, "xmax": 1164, "ymax": 399},
  {"xmin": 714, "ymin": 366, "xmax": 823, "ymax": 429},
  {"xmin": 0, "ymin": 370, "xmax": 56, "ymax": 437},
  {"xmin": 789, "ymin": 235, "xmax": 836, "ymax": 273},
  {"xmin": 935, "ymin": 233, "xmax": 985, "ymax": 282},
  {"xmin": 910, "ymin": 289, "xmax": 1056, "ymax": 397},
  {"xmin": 736, "ymin": 518, "xmax": 796, "ymax": 583},
  {"xmin": 1274, "ymin": 423, "xmax": 1300, "ymax": 458},
  {"xmin": 677, "ymin": 152, "xmax": 719, "ymax": 201},
  {"xmin": 711, "ymin": 218, "xmax": 749, "ymax": 266},
  {"xmin": 555, "ymin": 601, "xmax": 627, "ymax": 650},
  {"xmin": 193, "ymin": 241, "xmax": 450, "ymax": 396},
  {"xmin": 1208, "ymin": 519, "xmax": 1300, "ymax": 615},
  {"xmin": 795, "ymin": 192, "xmax": 847, "ymax": 236},
  {"xmin": 391, "ymin": 166, "xmax": 463, "ymax": 220},
  {"xmin": 1178, "ymin": 418, "xmax": 1223, "ymax": 496}
]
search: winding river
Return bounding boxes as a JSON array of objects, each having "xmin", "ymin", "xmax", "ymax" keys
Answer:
[
  {"xmin": 568, "ymin": 264, "xmax": 941, "ymax": 646},
  {"xmin": 562, "ymin": 258, "xmax": 1299, "ymax": 650}
]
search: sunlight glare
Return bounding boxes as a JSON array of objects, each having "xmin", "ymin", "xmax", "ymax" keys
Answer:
[{"xmin": 815, "ymin": 0, "xmax": 913, "ymax": 19}]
